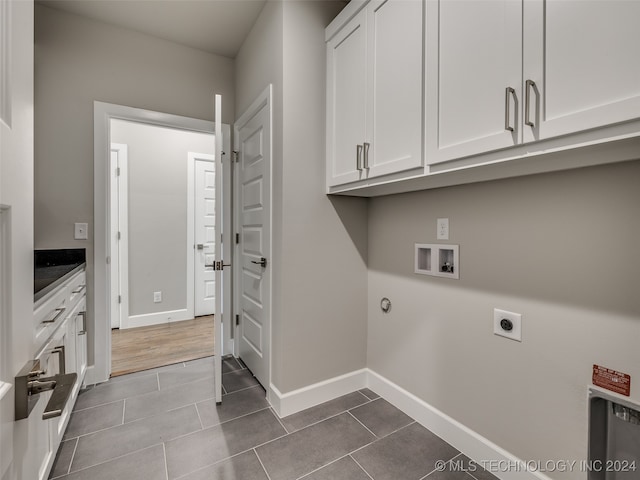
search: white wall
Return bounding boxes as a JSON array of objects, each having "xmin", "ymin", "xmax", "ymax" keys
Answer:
[
  {"xmin": 0, "ymin": 0, "xmax": 35, "ymax": 478},
  {"xmin": 367, "ymin": 160, "xmax": 640, "ymax": 480},
  {"xmin": 34, "ymin": 4, "xmax": 234, "ymax": 362},
  {"xmin": 110, "ymin": 119, "xmax": 214, "ymax": 319},
  {"xmin": 235, "ymin": 0, "xmax": 368, "ymax": 394}
]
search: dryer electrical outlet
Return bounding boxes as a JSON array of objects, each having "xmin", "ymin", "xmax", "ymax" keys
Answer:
[{"xmin": 494, "ymin": 308, "xmax": 522, "ymax": 342}]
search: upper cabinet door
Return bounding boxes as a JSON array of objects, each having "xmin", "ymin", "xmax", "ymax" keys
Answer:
[
  {"xmin": 326, "ymin": 9, "xmax": 368, "ymax": 187},
  {"xmin": 426, "ymin": 0, "xmax": 522, "ymax": 166},
  {"xmin": 366, "ymin": 0, "xmax": 424, "ymax": 177},
  {"xmin": 523, "ymin": 0, "xmax": 640, "ymax": 143}
]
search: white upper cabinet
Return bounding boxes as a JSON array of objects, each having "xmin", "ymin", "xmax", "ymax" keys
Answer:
[
  {"xmin": 327, "ymin": 8, "xmax": 368, "ymax": 186},
  {"xmin": 426, "ymin": 0, "xmax": 522, "ymax": 164},
  {"xmin": 327, "ymin": 0, "xmax": 424, "ymax": 187},
  {"xmin": 428, "ymin": 0, "xmax": 640, "ymax": 167},
  {"xmin": 523, "ymin": 0, "xmax": 640, "ymax": 143}
]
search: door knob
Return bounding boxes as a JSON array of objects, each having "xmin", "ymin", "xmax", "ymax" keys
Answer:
[
  {"xmin": 251, "ymin": 257, "xmax": 267, "ymax": 268},
  {"xmin": 196, "ymin": 244, "xmax": 204, "ymax": 250}
]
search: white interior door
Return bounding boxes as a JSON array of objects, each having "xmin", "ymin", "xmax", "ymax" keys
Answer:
[
  {"xmin": 234, "ymin": 87, "xmax": 271, "ymax": 391},
  {"xmin": 194, "ymin": 154, "xmax": 216, "ymax": 317},
  {"xmin": 109, "ymin": 143, "xmax": 128, "ymax": 329}
]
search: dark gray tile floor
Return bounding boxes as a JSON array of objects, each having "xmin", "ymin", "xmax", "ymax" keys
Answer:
[{"xmin": 50, "ymin": 356, "xmax": 499, "ymax": 480}]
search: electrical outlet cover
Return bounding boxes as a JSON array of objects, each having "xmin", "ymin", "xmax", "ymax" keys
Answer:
[
  {"xmin": 494, "ymin": 308, "xmax": 522, "ymax": 342},
  {"xmin": 437, "ymin": 218, "xmax": 449, "ymax": 240}
]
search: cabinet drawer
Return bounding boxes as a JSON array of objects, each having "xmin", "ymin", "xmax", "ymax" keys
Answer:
[
  {"xmin": 67, "ymin": 271, "xmax": 86, "ymax": 305},
  {"xmin": 34, "ymin": 289, "xmax": 68, "ymax": 351}
]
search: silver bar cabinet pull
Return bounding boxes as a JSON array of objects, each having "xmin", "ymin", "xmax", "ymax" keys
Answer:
[
  {"xmin": 356, "ymin": 144, "xmax": 363, "ymax": 171},
  {"xmin": 505, "ymin": 87, "xmax": 516, "ymax": 132},
  {"xmin": 525, "ymin": 79, "xmax": 536, "ymax": 127},
  {"xmin": 42, "ymin": 307, "xmax": 66, "ymax": 324},
  {"xmin": 363, "ymin": 142, "xmax": 370, "ymax": 169},
  {"xmin": 51, "ymin": 346, "xmax": 66, "ymax": 375}
]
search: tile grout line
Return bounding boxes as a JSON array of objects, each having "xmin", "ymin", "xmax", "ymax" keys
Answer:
[
  {"xmin": 294, "ymin": 454, "xmax": 351, "ymax": 480},
  {"xmin": 64, "ymin": 443, "xmax": 164, "ymax": 477},
  {"xmin": 348, "ymin": 420, "xmax": 417, "ymax": 458},
  {"xmin": 165, "ymin": 406, "xmax": 275, "ymax": 444},
  {"xmin": 194, "ymin": 403, "xmax": 204, "ymax": 430},
  {"xmin": 280, "ymin": 397, "xmax": 373, "ymax": 435},
  {"xmin": 254, "ymin": 448, "xmax": 274, "ymax": 480},
  {"xmin": 350, "ymin": 454, "xmax": 376, "ymax": 480},
  {"xmin": 270, "ymin": 407, "xmax": 290, "ymax": 434},
  {"xmin": 62, "ymin": 437, "xmax": 79, "ymax": 478},
  {"xmin": 419, "ymin": 451, "xmax": 465, "ymax": 480},
  {"xmin": 347, "ymin": 410, "xmax": 378, "ymax": 439},
  {"xmin": 162, "ymin": 442, "xmax": 169, "ymax": 480},
  {"xmin": 62, "ymin": 402, "xmax": 202, "ymax": 444}
]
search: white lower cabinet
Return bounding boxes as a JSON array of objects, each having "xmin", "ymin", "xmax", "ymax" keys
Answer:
[{"xmin": 25, "ymin": 269, "xmax": 87, "ymax": 480}]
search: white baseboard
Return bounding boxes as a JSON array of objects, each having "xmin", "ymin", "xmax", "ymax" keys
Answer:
[
  {"xmin": 269, "ymin": 369, "xmax": 367, "ymax": 418},
  {"xmin": 269, "ymin": 368, "xmax": 550, "ymax": 480},
  {"xmin": 123, "ymin": 308, "xmax": 192, "ymax": 329},
  {"xmin": 366, "ymin": 370, "xmax": 551, "ymax": 480}
]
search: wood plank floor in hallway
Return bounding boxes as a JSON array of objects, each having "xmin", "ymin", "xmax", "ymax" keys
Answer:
[{"xmin": 111, "ymin": 315, "xmax": 214, "ymax": 377}]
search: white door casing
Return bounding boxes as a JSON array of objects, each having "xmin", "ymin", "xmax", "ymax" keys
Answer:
[
  {"xmin": 192, "ymin": 153, "xmax": 216, "ymax": 317},
  {"xmin": 109, "ymin": 143, "xmax": 128, "ymax": 329},
  {"xmin": 94, "ymin": 102, "xmax": 217, "ymax": 385},
  {"xmin": 213, "ymin": 94, "xmax": 224, "ymax": 404},
  {"xmin": 234, "ymin": 86, "xmax": 272, "ymax": 392}
]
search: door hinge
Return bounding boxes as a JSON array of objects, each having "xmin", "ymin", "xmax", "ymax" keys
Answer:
[
  {"xmin": 118, "ymin": 295, "xmax": 122, "ymax": 304},
  {"xmin": 235, "ymin": 233, "xmax": 240, "ymax": 244},
  {"xmin": 116, "ymin": 167, "xmax": 121, "ymax": 176},
  {"xmin": 235, "ymin": 314, "xmax": 239, "ymax": 326},
  {"xmin": 117, "ymin": 231, "xmax": 121, "ymax": 240},
  {"xmin": 232, "ymin": 151, "xmax": 239, "ymax": 163},
  {"xmin": 221, "ymin": 233, "xmax": 224, "ymax": 244}
]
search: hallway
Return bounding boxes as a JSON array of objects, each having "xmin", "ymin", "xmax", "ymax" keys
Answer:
[{"xmin": 50, "ymin": 356, "xmax": 498, "ymax": 480}]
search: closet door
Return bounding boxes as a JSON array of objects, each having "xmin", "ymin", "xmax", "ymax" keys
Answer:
[{"xmin": 426, "ymin": 0, "xmax": 522, "ymax": 165}]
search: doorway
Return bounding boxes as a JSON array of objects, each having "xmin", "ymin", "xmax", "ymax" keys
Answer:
[{"xmin": 92, "ymin": 102, "xmax": 229, "ymax": 385}]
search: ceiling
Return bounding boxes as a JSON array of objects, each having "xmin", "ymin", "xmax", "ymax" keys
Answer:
[{"xmin": 37, "ymin": 0, "xmax": 268, "ymax": 58}]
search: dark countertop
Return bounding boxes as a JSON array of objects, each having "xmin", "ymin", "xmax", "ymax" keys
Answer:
[{"xmin": 34, "ymin": 249, "xmax": 86, "ymax": 302}]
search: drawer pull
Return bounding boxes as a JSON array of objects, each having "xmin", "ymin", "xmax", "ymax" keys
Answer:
[
  {"xmin": 72, "ymin": 284, "xmax": 86, "ymax": 294},
  {"xmin": 42, "ymin": 307, "xmax": 66, "ymax": 324}
]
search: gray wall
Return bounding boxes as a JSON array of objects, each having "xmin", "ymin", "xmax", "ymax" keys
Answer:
[
  {"xmin": 367, "ymin": 160, "xmax": 640, "ymax": 480},
  {"xmin": 235, "ymin": 0, "xmax": 368, "ymax": 393},
  {"xmin": 34, "ymin": 4, "xmax": 234, "ymax": 361},
  {"xmin": 110, "ymin": 119, "xmax": 214, "ymax": 318}
]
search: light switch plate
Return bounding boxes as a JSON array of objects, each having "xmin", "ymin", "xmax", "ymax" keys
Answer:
[
  {"xmin": 74, "ymin": 223, "xmax": 88, "ymax": 240},
  {"xmin": 437, "ymin": 218, "xmax": 449, "ymax": 240}
]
